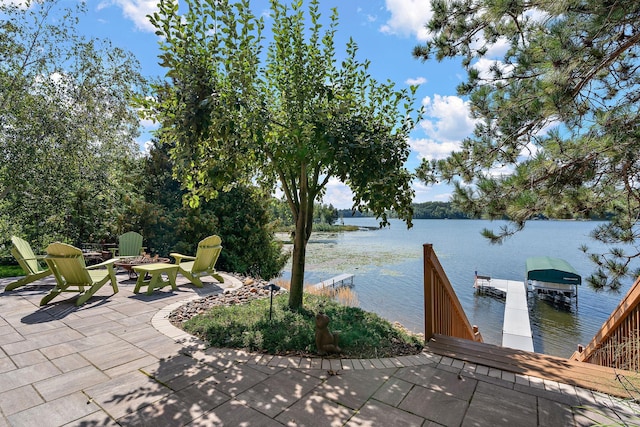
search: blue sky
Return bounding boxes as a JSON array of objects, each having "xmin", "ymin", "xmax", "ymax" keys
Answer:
[{"xmin": 75, "ymin": 0, "xmax": 480, "ymax": 208}]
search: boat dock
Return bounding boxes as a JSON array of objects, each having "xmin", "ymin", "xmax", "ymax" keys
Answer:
[
  {"xmin": 475, "ymin": 277, "xmax": 534, "ymax": 352},
  {"xmin": 309, "ymin": 273, "xmax": 354, "ymax": 292}
]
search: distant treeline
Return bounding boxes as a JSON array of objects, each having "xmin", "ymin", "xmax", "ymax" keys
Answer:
[
  {"xmin": 338, "ymin": 202, "xmax": 613, "ymax": 221},
  {"xmin": 338, "ymin": 202, "xmax": 471, "ymax": 220}
]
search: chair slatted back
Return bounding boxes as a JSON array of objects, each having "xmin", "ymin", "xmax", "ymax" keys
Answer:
[
  {"xmin": 192, "ymin": 235, "xmax": 222, "ymax": 273},
  {"xmin": 11, "ymin": 236, "xmax": 42, "ymax": 275},
  {"xmin": 119, "ymin": 231, "xmax": 143, "ymax": 257},
  {"xmin": 45, "ymin": 243, "xmax": 91, "ymax": 285}
]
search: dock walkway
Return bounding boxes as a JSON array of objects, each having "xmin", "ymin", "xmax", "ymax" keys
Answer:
[
  {"xmin": 475, "ymin": 277, "xmax": 534, "ymax": 352},
  {"xmin": 309, "ymin": 273, "xmax": 354, "ymax": 292}
]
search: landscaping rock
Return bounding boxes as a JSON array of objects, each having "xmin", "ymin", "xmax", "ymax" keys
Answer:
[{"xmin": 168, "ymin": 275, "xmax": 286, "ymax": 325}]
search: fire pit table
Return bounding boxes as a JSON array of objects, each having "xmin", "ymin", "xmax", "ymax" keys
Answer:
[{"xmin": 113, "ymin": 255, "xmax": 171, "ymax": 279}]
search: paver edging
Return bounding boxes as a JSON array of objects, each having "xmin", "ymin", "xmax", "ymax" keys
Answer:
[{"xmin": 146, "ymin": 273, "xmax": 500, "ymax": 376}]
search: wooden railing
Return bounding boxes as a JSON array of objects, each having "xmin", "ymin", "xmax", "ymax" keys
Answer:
[
  {"xmin": 571, "ymin": 275, "xmax": 640, "ymax": 371},
  {"xmin": 423, "ymin": 244, "xmax": 483, "ymax": 343}
]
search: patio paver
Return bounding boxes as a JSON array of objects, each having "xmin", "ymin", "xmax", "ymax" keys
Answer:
[{"xmin": 0, "ymin": 272, "xmax": 638, "ymax": 426}]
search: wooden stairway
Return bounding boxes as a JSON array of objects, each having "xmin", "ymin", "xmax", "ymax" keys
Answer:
[{"xmin": 425, "ymin": 334, "xmax": 640, "ymax": 399}]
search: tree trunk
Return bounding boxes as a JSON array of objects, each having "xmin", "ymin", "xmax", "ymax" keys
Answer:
[
  {"xmin": 288, "ymin": 215, "xmax": 307, "ymax": 309},
  {"xmin": 288, "ymin": 172, "xmax": 314, "ymax": 310}
]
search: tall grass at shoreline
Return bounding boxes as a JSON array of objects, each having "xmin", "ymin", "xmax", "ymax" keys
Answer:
[{"xmin": 273, "ymin": 278, "xmax": 359, "ymax": 307}]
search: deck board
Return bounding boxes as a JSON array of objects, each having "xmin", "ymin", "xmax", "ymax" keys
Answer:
[{"xmin": 425, "ymin": 334, "xmax": 640, "ymax": 399}]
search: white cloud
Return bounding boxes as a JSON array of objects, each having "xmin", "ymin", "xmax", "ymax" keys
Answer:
[
  {"xmin": 406, "ymin": 94, "xmax": 477, "ymax": 165},
  {"xmin": 139, "ymin": 116, "xmax": 157, "ymax": 129},
  {"xmin": 483, "ymin": 37, "xmax": 510, "ymax": 58},
  {"xmin": 420, "ymin": 94, "xmax": 477, "ymax": 142},
  {"xmin": 412, "ymin": 180, "xmax": 452, "ymax": 203},
  {"xmin": 2, "ymin": 0, "xmax": 28, "ymax": 9},
  {"xmin": 406, "ymin": 76, "xmax": 427, "ymax": 86},
  {"xmin": 141, "ymin": 139, "xmax": 153, "ymax": 154},
  {"xmin": 321, "ymin": 178, "xmax": 453, "ymax": 209},
  {"xmin": 321, "ymin": 178, "xmax": 354, "ymax": 209},
  {"xmin": 380, "ymin": 0, "xmax": 432, "ymax": 41},
  {"xmin": 472, "ymin": 57, "xmax": 514, "ymax": 82},
  {"xmin": 410, "ymin": 137, "xmax": 459, "ymax": 162},
  {"xmin": 525, "ymin": 8, "xmax": 550, "ymax": 23},
  {"xmin": 98, "ymin": 0, "xmax": 157, "ymax": 32}
]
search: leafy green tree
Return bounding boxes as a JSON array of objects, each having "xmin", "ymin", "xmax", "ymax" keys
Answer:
[
  {"xmin": 412, "ymin": 202, "xmax": 470, "ymax": 219},
  {"xmin": 145, "ymin": 0, "xmax": 421, "ymax": 309},
  {"xmin": 269, "ymin": 198, "xmax": 295, "ymax": 229},
  {"xmin": 270, "ymin": 199, "xmax": 338, "ymax": 227},
  {"xmin": 414, "ymin": 0, "xmax": 640, "ymax": 290},
  {"xmin": 315, "ymin": 203, "xmax": 338, "ymax": 226},
  {"xmin": 122, "ymin": 140, "xmax": 288, "ymax": 278},
  {"xmin": 212, "ymin": 186, "xmax": 289, "ymax": 279},
  {"xmin": 0, "ymin": 0, "xmax": 144, "ymax": 249}
]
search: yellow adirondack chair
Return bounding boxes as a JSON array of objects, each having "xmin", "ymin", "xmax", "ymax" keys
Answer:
[
  {"xmin": 41, "ymin": 242, "xmax": 119, "ymax": 306},
  {"xmin": 5, "ymin": 236, "xmax": 52, "ymax": 291},
  {"xmin": 109, "ymin": 231, "xmax": 144, "ymax": 258},
  {"xmin": 171, "ymin": 235, "xmax": 224, "ymax": 287}
]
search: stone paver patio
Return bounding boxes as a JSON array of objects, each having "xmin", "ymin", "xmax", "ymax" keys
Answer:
[{"xmin": 0, "ymin": 272, "xmax": 638, "ymax": 426}]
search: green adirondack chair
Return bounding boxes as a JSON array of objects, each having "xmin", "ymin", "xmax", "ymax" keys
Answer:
[
  {"xmin": 110, "ymin": 231, "xmax": 144, "ymax": 258},
  {"xmin": 5, "ymin": 236, "xmax": 52, "ymax": 291},
  {"xmin": 170, "ymin": 235, "xmax": 224, "ymax": 287},
  {"xmin": 41, "ymin": 242, "xmax": 119, "ymax": 306}
]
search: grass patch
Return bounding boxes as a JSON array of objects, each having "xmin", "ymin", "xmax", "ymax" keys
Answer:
[
  {"xmin": 181, "ymin": 293, "xmax": 424, "ymax": 358},
  {"xmin": 0, "ymin": 264, "xmax": 24, "ymax": 278}
]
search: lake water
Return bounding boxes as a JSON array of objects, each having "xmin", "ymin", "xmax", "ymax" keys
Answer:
[{"xmin": 279, "ymin": 218, "xmax": 633, "ymax": 358}]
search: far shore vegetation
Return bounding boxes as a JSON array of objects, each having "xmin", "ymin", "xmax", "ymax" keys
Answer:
[{"xmin": 270, "ymin": 199, "xmax": 611, "ymax": 236}]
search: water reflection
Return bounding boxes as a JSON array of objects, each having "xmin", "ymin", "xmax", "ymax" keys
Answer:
[
  {"xmin": 469, "ymin": 292, "xmax": 504, "ymax": 345},
  {"xmin": 529, "ymin": 296, "xmax": 580, "ymax": 357}
]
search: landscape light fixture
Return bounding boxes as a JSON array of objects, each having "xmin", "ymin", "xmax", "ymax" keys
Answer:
[{"xmin": 264, "ymin": 283, "xmax": 281, "ymax": 321}]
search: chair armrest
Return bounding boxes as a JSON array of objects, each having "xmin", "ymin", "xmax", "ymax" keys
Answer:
[
  {"xmin": 170, "ymin": 253, "xmax": 195, "ymax": 264},
  {"xmin": 87, "ymin": 258, "xmax": 118, "ymax": 270},
  {"xmin": 18, "ymin": 255, "xmax": 46, "ymax": 261},
  {"xmin": 18, "ymin": 254, "xmax": 49, "ymax": 271}
]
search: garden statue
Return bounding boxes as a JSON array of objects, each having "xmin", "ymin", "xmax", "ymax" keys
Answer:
[{"xmin": 315, "ymin": 312, "xmax": 341, "ymax": 355}]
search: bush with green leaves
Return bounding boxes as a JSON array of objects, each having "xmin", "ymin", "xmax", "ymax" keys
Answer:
[
  {"xmin": 181, "ymin": 294, "xmax": 423, "ymax": 358},
  {"xmin": 119, "ymin": 141, "xmax": 288, "ymax": 279}
]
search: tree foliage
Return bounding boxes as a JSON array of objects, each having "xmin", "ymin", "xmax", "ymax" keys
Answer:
[
  {"xmin": 412, "ymin": 202, "xmax": 471, "ymax": 220},
  {"xmin": 414, "ymin": 0, "xmax": 640, "ymax": 290},
  {"xmin": 0, "ymin": 0, "xmax": 144, "ymax": 249},
  {"xmin": 122, "ymin": 140, "xmax": 288, "ymax": 279},
  {"xmin": 270, "ymin": 199, "xmax": 339, "ymax": 227},
  {"xmin": 145, "ymin": 0, "xmax": 421, "ymax": 309}
]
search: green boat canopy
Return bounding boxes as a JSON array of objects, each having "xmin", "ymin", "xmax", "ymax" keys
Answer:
[{"xmin": 526, "ymin": 256, "xmax": 581, "ymax": 286}]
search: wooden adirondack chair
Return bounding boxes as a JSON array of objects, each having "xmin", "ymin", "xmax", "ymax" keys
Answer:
[
  {"xmin": 170, "ymin": 235, "xmax": 224, "ymax": 287},
  {"xmin": 5, "ymin": 236, "xmax": 52, "ymax": 291},
  {"xmin": 41, "ymin": 242, "xmax": 119, "ymax": 306},
  {"xmin": 110, "ymin": 231, "xmax": 144, "ymax": 258}
]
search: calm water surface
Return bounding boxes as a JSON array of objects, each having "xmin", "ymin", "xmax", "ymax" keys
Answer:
[{"xmin": 280, "ymin": 218, "xmax": 631, "ymax": 358}]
